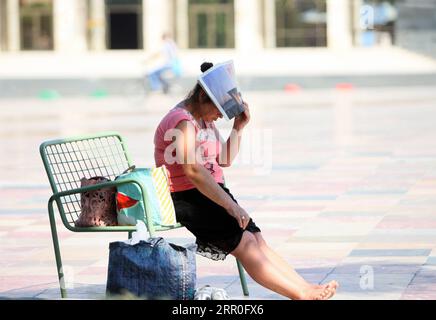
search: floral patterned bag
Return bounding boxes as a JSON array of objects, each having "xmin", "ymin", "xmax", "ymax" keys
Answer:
[{"xmin": 75, "ymin": 176, "xmax": 118, "ymax": 227}]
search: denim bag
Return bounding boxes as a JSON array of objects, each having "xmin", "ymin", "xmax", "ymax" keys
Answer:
[{"xmin": 106, "ymin": 237, "xmax": 197, "ymax": 300}]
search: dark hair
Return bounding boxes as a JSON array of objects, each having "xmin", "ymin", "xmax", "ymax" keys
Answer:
[{"xmin": 185, "ymin": 62, "xmax": 213, "ymax": 107}]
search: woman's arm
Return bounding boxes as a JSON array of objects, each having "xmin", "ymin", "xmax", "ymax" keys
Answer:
[
  {"xmin": 174, "ymin": 120, "xmax": 250, "ymax": 229},
  {"xmin": 216, "ymin": 102, "xmax": 250, "ymax": 167}
]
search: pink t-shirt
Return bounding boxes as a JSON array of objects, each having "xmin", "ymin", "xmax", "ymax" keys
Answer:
[{"xmin": 154, "ymin": 102, "xmax": 224, "ymax": 192}]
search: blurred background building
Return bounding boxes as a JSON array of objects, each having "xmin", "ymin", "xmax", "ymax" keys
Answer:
[
  {"xmin": 0, "ymin": 0, "xmax": 435, "ymax": 96},
  {"xmin": 0, "ymin": 0, "xmax": 409, "ymax": 52}
]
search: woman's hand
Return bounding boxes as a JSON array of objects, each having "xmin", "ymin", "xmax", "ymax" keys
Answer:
[
  {"xmin": 226, "ymin": 202, "xmax": 251, "ymax": 229},
  {"xmin": 233, "ymin": 102, "xmax": 250, "ymax": 131}
]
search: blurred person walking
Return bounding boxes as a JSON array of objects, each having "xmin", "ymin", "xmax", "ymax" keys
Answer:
[{"xmin": 144, "ymin": 33, "xmax": 182, "ymax": 94}]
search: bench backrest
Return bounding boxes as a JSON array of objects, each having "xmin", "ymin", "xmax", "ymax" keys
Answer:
[{"xmin": 39, "ymin": 132, "xmax": 132, "ymax": 225}]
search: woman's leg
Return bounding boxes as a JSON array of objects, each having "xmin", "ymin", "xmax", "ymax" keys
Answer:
[
  {"xmin": 147, "ymin": 71, "xmax": 161, "ymax": 91},
  {"xmin": 253, "ymin": 232, "xmax": 339, "ymax": 290},
  {"xmin": 231, "ymin": 231, "xmax": 336, "ymax": 300}
]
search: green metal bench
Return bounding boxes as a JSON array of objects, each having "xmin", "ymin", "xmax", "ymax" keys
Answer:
[{"xmin": 39, "ymin": 131, "xmax": 249, "ymax": 298}]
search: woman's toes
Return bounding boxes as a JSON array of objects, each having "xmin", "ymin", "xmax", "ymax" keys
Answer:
[
  {"xmin": 304, "ymin": 284, "xmax": 337, "ymax": 300},
  {"xmin": 320, "ymin": 285, "xmax": 336, "ymax": 300},
  {"xmin": 330, "ymin": 280, "xmax": 339, "ymax": 289}
]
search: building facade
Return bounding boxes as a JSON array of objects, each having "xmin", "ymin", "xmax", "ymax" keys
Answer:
[
  {"xmin": 395, "ymin": 0, "xmax": 436, "ymax": 59},
  {"xmin": 0, "ymin": 0, "xmax": 409, "ymax": 54}
]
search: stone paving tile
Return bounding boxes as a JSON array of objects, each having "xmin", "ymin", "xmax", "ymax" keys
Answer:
[
  {"xmin": 318, "ymin": 211, "xmax": 387, "ymax": 218},
  {"xmin": 0, "ymin": 276, "xmax": 58, "ymax": 296},
  {"xmin": 283, "ymin": 257, "xmax": 343, "ymax": 269},
  {"xmin": 407, "ymin": 269, "xmax": 436, "ymax": 284},
  {"xmin": 425, "ymin": 257, "xmax": 436, "ymax": 265},
  {"xmin": 0, "ymin": 266, "xmax": 60, "ymax": 277},
  {"xmin": 349, "ymin": 249, "xmax": 432, "ymax": 257},
  {"xmin": 286, "ymin": 235, "xmax": 367, "ymax": 243},
  {"xmin": 298, "ymin": 273, "xmax": 328, "ymax": 285},
  {"xmin": 339, "ymin": 255, "xmax": 427, "ymax": 264},
  {"xmin": 345, "ymin": 190, "xmax": 408, "ymax": 196},
  {"xmin": 275, "ymin": 242, "xmax": 355, "ymax": 256},
  {"xmin": 324, "ymin": 203, "xmax": 399, "ymax": 212},
  {"xmin": 376, "ymin": 219, "xmax": 436, "ymax": 229},
  {"xmin": 323, "ymin": 273, "xmax": 415, "ymax": 300},
  {"xmin": 331, "ymin": 262, "xmax": 422, "ymax": 275},
  {"xmin": 401, "ymin": 289, "xmax": 436, "ymax": 300},
  {"xmin": 293, "ymin": 222, "xmax": 380, "ymax": 237},
  {"xmin": 77, "ymin": 267, "xmax": 108, "ymax": 276},
  {"xmin": 35, "ymin": 284, "xmax": 108, "ymax": 300},
  {"xmin": 356, "ymin": 242, "xmax": 436, "ymax": 250},
  {"xmin": 364, "ymin": 229, "xmax": 436, "ymax": 242},
  {"xmin": 0, "ymin": 219, "xmax": 39, "ymax": 227}
]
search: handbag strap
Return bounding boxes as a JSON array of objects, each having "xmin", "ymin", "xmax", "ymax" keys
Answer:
[
  {"xmin": 122, "ymin": 165, "xmax": 136, "ymax": 175},
  {"xmin": 146, "ymin": 237, "xmax": 164, "ymax": 247}
]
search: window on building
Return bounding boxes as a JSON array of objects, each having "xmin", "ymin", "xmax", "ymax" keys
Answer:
[
  {"xmin": 105, "ymin": 0, "xmax": 143, "ymax": 50},
  {"xmin": 86, "ymin": 0, "xmax": 94, "ymax": 50},
  {"xmin": 188, "ymin": 0, "xmax": 235, "ymax": 48},
  {"xmin": 19, "ymin": 0, "xmax": 54, "ymax": 50},
  {"xmin": 275, "ymin": 0, "xmax": 327, "ymax": 47},
  {"xmin": 358, "ymin": 0, "xmax": 398, "ymax": 47},
  {"xmin": 0, "ymin": 0, "xmax": 7, "ymax": 51},
  {"xmin": 389, "ymin": 0, "xmax": 436, "ymax": 59}
]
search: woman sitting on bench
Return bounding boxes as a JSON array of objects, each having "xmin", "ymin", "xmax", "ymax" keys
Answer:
[{"xmin": 153, "ymin": 62, "xmax": 339, "ymax": 300}]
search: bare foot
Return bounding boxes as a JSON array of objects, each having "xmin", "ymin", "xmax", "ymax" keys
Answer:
[
  {"xmin": 323, "ymin": 280, "xmax": 339, "ymax": 290},
  {"xmin": 312, "ymin": 280, "xmax": 339, "ymax": 290},
  {"xmin": 301, "ymin": 283, "xmax": 337, "ymax": 300},
  {"xmin": 322, "ymin": 281, "xmax": 339, "ymax": 299}
]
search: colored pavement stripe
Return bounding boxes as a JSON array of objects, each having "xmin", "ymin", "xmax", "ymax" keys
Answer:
[{"xmin": 349, "ymin": 249, "xmax": 432, "ymax": 257}]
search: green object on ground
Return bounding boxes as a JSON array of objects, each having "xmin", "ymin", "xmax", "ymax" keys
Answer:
[
  {"xmin": 38, "ymin": 90, "xmax": 61, "ymax": 100},
  {"xmin": 90, "ymin": 89, "xmax": 108, "ymax": 98}
]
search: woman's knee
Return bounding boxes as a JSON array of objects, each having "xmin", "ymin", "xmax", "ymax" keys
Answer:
[
  {"xmin": 253, "ymin": 232, "xmax": 267, "ymax": 248},
  {"xmin": 231, "ymin": 231, "xmax": 258, "ymax": 257}
]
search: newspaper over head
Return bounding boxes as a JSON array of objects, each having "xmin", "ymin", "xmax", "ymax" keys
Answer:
[{"xmin": 198, "ymin": 60, "xmax": 245, "ymax": 121}]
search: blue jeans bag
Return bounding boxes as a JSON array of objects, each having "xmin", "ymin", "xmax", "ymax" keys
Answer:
[{"xmin": 106, "ymin": 237, "xmax": 197, "ymax": 300}]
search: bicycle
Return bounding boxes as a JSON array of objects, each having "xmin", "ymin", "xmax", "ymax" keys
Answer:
[{"xmin": 120, "ymin": 68, "xmax": 184, "ymax": 107}]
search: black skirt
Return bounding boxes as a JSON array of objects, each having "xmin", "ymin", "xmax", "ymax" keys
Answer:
[{"xmin": 171, "ymin": 184, "xmax": 261, "ymax": 260}]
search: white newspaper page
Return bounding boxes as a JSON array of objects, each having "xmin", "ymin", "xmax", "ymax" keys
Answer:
[{"xmin": 198, "ymin": 60, "xmax": 245, "ymax": 121}]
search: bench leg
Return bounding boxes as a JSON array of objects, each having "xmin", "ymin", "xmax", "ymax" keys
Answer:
[
  {"xmin": 48, "ymin": 200, "xmax": 67, "ymax": 298},
  {"xmin": 236, "ymin": 259, "xmax": 249, "ymax": 296}
]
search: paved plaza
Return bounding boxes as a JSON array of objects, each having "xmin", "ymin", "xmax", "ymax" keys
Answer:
[{"xmin": 1, "ymin": 86, "xmax": 436, "ymax": 299}]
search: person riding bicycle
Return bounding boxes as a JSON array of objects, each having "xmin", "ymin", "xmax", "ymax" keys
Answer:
[{"xmin": 144, "ymin": 33, "xmax": 182, "ymax": 94}]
